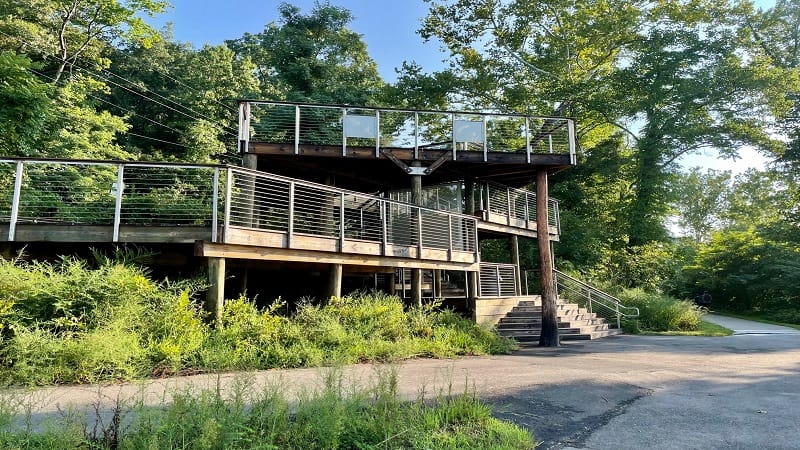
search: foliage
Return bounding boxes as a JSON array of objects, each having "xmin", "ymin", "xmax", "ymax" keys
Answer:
[
  {"xmin": 682, "ymin": 228, "xmax": 800, "ymax": 313},
  {"xmin": 616, "ymin": 288, "xmax": 703, "ymax": 333},
  {"xmin": 0, "ymin": 51, "xmax": 53, "ymax": 155},
  {"xmin": 0, "ymin": 257, "xmax": 514, "ymax": 386},
  {"xmin": 0, "ymin": 372, "xmax": 533, "ymax": 449}
]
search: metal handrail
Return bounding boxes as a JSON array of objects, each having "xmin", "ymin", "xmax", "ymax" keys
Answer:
[
  {"xmin": 241, "ymin": 101, "xmax": 577, "ymax": 163},
  {"xmin": 553, "ymin": 269, "xmax": 639, "ymax": 329}
]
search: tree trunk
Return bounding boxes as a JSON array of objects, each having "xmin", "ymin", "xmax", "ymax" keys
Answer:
[{"xmin": 536, "ymin": 170, "xmax": 559, "ymax": 347}]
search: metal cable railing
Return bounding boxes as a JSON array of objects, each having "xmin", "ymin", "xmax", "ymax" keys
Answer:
[
  {"xmin": 1, "ymin": 159, "xmax": 220, "ymax": 242},
  {"xmin": 478, "ymin": 263, "xmax": 518, "ymax": 297},
  {"xmin": 553, "ymin": 269, "xmax": 639, "ymax": 329},
  {"xmin": 224, "ymin": 166, "xmax": 478, "ymax": 257},
  {"xmin": 389, "ymin": 180, "xmax": 561, "ymax": 236},
  {"xmin": 241, "ymin": 101, "xmax": 577, "ymax": 162}
]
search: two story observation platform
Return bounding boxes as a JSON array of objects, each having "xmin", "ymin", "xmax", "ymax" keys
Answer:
[{"xmin": 1, "ymin": 101, "xmax": 577, "ymax": 322}]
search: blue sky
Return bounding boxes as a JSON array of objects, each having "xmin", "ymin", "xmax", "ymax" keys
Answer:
[{"xmin": 146, "ymin": 0, "xmax": 778, "ymax": 174}]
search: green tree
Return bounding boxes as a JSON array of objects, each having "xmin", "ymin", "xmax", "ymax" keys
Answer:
[
  {"xmin": 672, "ymin": 168, "xmax": 731, "ymax": 242},
  {"xmin": 226, "ymin": 2, "xmax": 385, "ymax": 104},
  {"xmin": 0, "ymin": 0, "xmax": 168, "ymax": 82},
  {"xmin": 0, "ymin": 51, "xmax": 53, "ymax": 156}
]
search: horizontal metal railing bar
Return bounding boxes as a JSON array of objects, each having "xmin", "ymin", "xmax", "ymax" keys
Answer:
[{"xmin": 240, "ymin": 100, "xmax": 578, "ymax": 122}]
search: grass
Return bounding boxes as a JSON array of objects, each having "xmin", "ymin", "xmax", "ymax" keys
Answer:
[
  {"xmin": 0, "ymin": 255, "xmax": 516, "ymax": 386},
  {"xmin": 0, "ymin": 371, "xmax": 535, "ymax": 449},
  {"xmin": 639, "ymin": 320, "xmax": 733, "ymax": 336}
]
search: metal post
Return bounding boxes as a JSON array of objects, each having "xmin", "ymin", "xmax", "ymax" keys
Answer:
[
  {"xmin": 524, "ymin": 192, "xmax": 531, "ymax": 229},
  {"xmin": 417, "ymin": 209, "xmax": 423, "ymax": 259},
  {"xmin": 8, "ymin": 161, "xmax": 24, "ymax": 241},
  {"xmin": 339, "ymin": 192, "xmax": 346, "ymax": 251},
  {"xmin": 451, "ymin": 113, "xmax": 457, "ymax": 161},
  {"xmin": 381, "ymin": 201, "xmax": 388, "ymax": 255},
  {"xmin": 342, "ymin": 108, "xmax": 348, "ymax": 156},
  {"xmin": 587, "ymin": 290, "xmax": 593, "ymax": 314},
  {"xmin": 568, "ymin": 119, "xmax": 577, "ymax": 165},
  {"xmin": 414, "ymin": 112, "xmax": 419, "ymax": 160},
  {"xmin": 211, "ymin": 168, "xmax": 219, "ymax": 242},
  {"xmin": 375, "ymin": 109, "xmax": 381, "ymax": 157},
  {"xmin": 294, "ymin": 105, "xmax": 300, "ymax": 154},
  {"xmin": 224, "ymin": 168, "xmax": 232, "ymax": 242},
  {"xmin": 506, "ymin": 187, "xmax": 512, "ymax": 225},
  {"xmin": 616, "ymin": 303, "xmax": 621, "ymax": 329},
  {"xmin": 482, "ymin": 115, "xmax": 488, "ymax": 162},
  {"xmin": 112, "ymin": 164, "xmax": 124, "ymax": 242},
  {"xmin": 525, "ymin": 116, "xmax": 531, "ymax": 163},
  {"xmin": 495, "ymin": 265, "xmax": 501, "ymax": 297},
  {"xmin": 447, "ymin": 215, "xmax": 453, "ymax": 260},
  {"xmin": 287, "ymin": 182, "xmax": 295, "ymax": 248}
]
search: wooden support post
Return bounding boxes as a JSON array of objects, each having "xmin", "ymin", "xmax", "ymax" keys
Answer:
[
  {"xmin": 433, "ymin": 269, "xmax": 443, "ymax": 298},
  {"xmin": 509, "ymin": 235, "xmax": 522, "ymax": 296},
  {"xmin": 410, "ymin": 161, "xmax": 423, "ymax": 307},
  {"xmin": 328, "ymin": 263, "xmax": 343, "ymax": 299},
  {"xmin": 537, "ymin": 170, "xmax": 559, "ymax": 347},
  {"xmin": 388, "ymin": 270, "xmax": 396, "ymax": 295},
  {"xmin": 464, "ymin": 179, "xmax": 478, "ymax": 317},
  {"xmin": 207, "ymin": 257, "xmax": 226, "ymax": 326},
  {"xmin": 242, "ymin": 153, "xmax": 258, "ymax": 170}
]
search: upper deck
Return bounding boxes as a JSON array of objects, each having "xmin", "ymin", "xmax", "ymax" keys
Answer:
[{"xmin": 239, "ymin": 101, "xmax": 577, "ymax": 191}]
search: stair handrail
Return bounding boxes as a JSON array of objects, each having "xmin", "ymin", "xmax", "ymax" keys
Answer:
[{"xmin": 553, "ymin": 269, "xmax": 639, "ymax": 329}]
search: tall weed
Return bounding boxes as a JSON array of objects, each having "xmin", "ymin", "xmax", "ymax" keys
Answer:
[{"xmin": 617, "ymin": 288, "xmax": 703, "ymax": 332}]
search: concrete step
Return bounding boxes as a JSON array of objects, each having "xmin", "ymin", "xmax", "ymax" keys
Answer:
[{"xmin": 504, "ymin": 328, "xmax": 622, "ymax": 344}]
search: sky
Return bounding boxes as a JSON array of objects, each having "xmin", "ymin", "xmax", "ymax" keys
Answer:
[{"xmin": 146, "ymin": 0, "xmax": 779, "ymax": 175}]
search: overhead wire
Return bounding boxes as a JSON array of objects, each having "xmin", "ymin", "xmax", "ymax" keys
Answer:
[{"xmin": 3, "ymin": 29, "xmax": 244, "ymax": 161}]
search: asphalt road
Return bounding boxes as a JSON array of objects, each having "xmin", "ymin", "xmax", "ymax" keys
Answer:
[{"xmin": 4, "ymin": 316, "xmax": 800, "ymax": 449}]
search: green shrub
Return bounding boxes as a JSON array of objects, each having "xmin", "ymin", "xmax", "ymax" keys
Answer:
[
  {"xmin": 1, "ymin": 256, "xmax": 516, "ymax": 386},
  {"xmin": 617, "ymin": 288, "xmax": 703, "ymax": 332}
]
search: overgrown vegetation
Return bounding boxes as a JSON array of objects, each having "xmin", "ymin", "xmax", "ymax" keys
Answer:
[
  {"xmin": 0, "ymin": 256, "xmax": 514, "ymax": 386},
  {"xmin": 0, "ymin": 371, "xmax": 534, "ymax": 449},
  {"xmin": 615, "ymin": 289, "xmax": 704, "ymax": 333}
]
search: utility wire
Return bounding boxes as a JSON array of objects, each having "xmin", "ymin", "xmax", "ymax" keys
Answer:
[{"xmin": 2, "ymin": 30, "xmax": 238, "ymax": 136}]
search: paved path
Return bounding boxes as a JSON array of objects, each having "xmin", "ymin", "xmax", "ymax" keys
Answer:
[
  {"xmin": 3, "ymin": 315, "xmax": 800, "ymax": 449},
  {"xmin": 703, "ymin": 314, "xmax": 800, "ymax": 335}
]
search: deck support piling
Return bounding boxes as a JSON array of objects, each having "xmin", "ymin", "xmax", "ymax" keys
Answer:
[
  {"xmin": 509, "ymin": 235, "xmax": 522, "ymax": 296},
  {"xmin": 207, "ymin": 257, "xmax": 226, "ymax": 326},
  {"xmin": 328, "ymin": 263, "xmax": 343, "ymax": 299},
  {"xmin": 536, "ymin": 170, "xmax": 559, "ymax": 347},
  {"xmin": 410, "ymin": 161, "xmax": 423, "ymax": 307}
]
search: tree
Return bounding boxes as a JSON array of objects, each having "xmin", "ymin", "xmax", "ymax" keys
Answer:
[
  {"xmin": 226, "ymin": 2, "xmax": 385, "ymax": 105},
  {"xmin": 0, "ymin": 0, "xmax": 168, "ymax": 83},
  {"xmin": 672, "ymin": 168, "xmax": 731, "ymax": 242},
  {"xmin": 0, "ymin": 51, "xmax": 53, "ymax": 156}
]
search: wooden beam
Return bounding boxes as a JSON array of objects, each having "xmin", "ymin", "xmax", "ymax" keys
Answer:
[
  {"xmin": 537, "ymin": 170, "xmax": 559, "ymax": 347},
  {"xmin": 195, "ymin": 241, "xmax": 479, "ymax": 271}
]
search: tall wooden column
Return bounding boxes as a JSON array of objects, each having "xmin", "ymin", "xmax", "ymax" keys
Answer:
[
  {"xmin": 537, "ymin": 170, "xmax": 559, "ymax": 347},
  {"xmin": 207, "ymin": 257, "xmax": 226, "ymax": 326},
  {"xmin": 464, "ymin": 179, "xmax": 478, "ymax": 317},
  {"xmin": 410, "ymin": 161, "xmax": 423, "ymax": 307},
  {"xmin": 509, "ymin": 235, "xmax": 522, "ymax": 295}
]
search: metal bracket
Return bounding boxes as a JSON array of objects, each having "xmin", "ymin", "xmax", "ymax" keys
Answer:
[{"xmin": 380, "ymin": 149, "xmax": 451, "ymax": 176}]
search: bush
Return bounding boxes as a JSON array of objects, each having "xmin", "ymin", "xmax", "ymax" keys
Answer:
[
  {"xmin": 0, "ymin": 257, "xmax": 515, "ymax": 386},
  {"xmin": 616, "ymin": 288, "xmax": 703, "ymax": 332}
]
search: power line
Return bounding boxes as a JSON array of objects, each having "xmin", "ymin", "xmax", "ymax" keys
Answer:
[
  {"xmin": 148, "ymin": 66, "xmax": 237, "ymax": 112},
  {"xmin": 1, "ymin": 30, "xmax": 239, "ymax": 137}
]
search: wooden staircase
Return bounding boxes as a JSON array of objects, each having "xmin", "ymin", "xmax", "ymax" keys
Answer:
[{"xmin": 495, "ymin": 298, "xmax": 621, "ymax": 344}]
